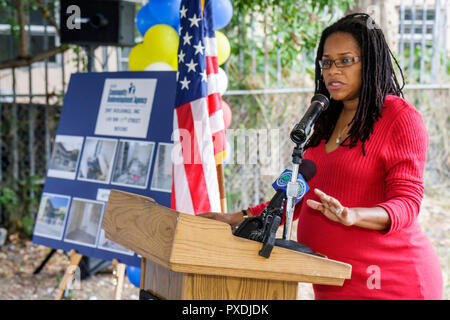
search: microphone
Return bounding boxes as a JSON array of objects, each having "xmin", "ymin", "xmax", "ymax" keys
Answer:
[
  {"xmin": 290, "ymin": 94, "xmax": 329, "ymax": 145},
  {"xmin": 233, "ymin": 160, "xmax": 317, "ymax": 258},
  {"xmin": 256, "ymin": 160, "xmax": 316, "ymax": 258},
  {"xmin": 269, "ymin": 159, "xmax": 316, "ymax": 207}
]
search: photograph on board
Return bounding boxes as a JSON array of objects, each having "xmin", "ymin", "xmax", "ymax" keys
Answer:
[
  {"xmin": 97, "ymin": 229, "xmax": 134, "ymax": 255},
  {"xmin": 77, "ymin": 137, "xmax": 117, "ymax": 184},
  {"xmin": 64, "ymin": 198, "xmax": 104, "ymax": 247},
  {"xmin": 151, "ymin": 143, "xmax": 173, "ymax": 193},
  {"xmin": 111, "ymin": 140, "xmax": 155, "ymax": 189},
  {"xmin": 33, "ymin": 193, "xmax": 71, "ymax": 240},
  {"xmin": 47, "ymin": 135, "xmax": 84, "ymax": 180}
]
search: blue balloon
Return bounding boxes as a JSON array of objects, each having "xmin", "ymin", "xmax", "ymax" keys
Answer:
[
  {"xmin": 147, "ymin": 0, "xmax": 181, "ymax": 32},
  {"xmin": 126, "ymin": 265, "xmax": 141, "ymax": 288},
  {"xmin": 213, "ymin": 0, "xmax": 233, "ymax": 30},
  {"xmin": 136, "ymin": 4, "xmax": 156, "ymax": 36}
]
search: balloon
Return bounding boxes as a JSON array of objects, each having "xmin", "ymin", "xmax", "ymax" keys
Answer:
[
  {"xmin": 217, "ymin": 67, "xmax": 228, "ymax": 95},
  {"xmin": 212, "ymin": 0, "xmax": 233, "ymax": 30},
  {"xmin": 221, "ymin": 99, "xmax": 232, "ymax": 129},
  {"xmin": 125, "ymin": 265, "xmax": 141, "ymax": 288},
  {"xmin": 128, "ymin": 43, "xmax": 153, "ymax": 71},
  {"xmin": 136, "ymin": 4, "xmax": 155, "ymax": 37},
  {"xmin": 215, "ymin": 31, "xmax": 230, "ymax": 66},
  {"xmin": 147, "ymin": 0, "xmax": 181, "ymax": 32},
  {"xmin": 145, "ymin": 61, "xmax": 175, "ymax": 71},
  {"xmin": 143, "ymin": 24, "xmax": 179, "ymax": 70}
]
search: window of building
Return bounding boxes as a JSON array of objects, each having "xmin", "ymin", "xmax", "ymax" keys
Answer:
[{"xmin": 400, "ymin": 7, "xmax": 435, "ymax": 45}]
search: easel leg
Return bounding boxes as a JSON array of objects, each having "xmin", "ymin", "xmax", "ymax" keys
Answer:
[
  {"xmin": 55, "ymin": 250, "xmax": 83, "ymax": 300},
  {"xmin": 33, "ymin": 248, "xmax": 56, "ymax": 275},
  {"xmin": 112, "ymin": 259, "xmax": 126, "ymax": 300}
]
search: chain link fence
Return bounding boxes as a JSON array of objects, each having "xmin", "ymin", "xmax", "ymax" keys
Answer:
[
  {"xmin": 0, "ymin": 101, "xmax": 60, "ymax": 231},
  {"xmin": 222, "ymin": 87, "xmax": 450, "ymax": 213}
]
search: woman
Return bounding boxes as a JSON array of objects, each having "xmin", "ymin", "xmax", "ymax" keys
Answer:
[{"xmin": 200, "ymin": 13, "xmax": 443, "ymax": 299}]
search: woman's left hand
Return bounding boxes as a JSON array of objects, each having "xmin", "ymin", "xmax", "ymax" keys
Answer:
[{"xmin": 306, "ymin": 188, "xmax": 356, "ymax": 226}]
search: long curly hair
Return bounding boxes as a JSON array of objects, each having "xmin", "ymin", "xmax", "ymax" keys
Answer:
[{"xmin": 305, "ymin": 13, "xmax": 405, "ymax": 155}]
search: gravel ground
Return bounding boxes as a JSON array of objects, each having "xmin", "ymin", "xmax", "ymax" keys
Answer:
[
  {"xmin": 0, "ymin": 240, "xmax": 140, "ymax": 300},
  {"xmin": 0, "ymin": 193, "xmax": 448, "ymax": 300}
]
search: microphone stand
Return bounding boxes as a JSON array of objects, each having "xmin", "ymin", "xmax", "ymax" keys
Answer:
[
  {"xmin": 233, "ymin": 137, "xmax": 319, "ymax": 259},
  {"xmin": 282, "ymin": 143, "xmax": 304, "ymax": 241},
  {"xmin": 234, "ymin": 95, "xmax": 329, "ymax": 258}
]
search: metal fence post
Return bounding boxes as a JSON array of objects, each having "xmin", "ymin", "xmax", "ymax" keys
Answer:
[
  {"xmin": 409, "ymin": 0, "xmax": 416, "ymax": 80},
  {"xmin": 420, "ymin": 0, "xmax": 428, "ymax": 84},
  {"xmin": 431, "ymin": 0, "xmax": 442, "ymax": 83}
]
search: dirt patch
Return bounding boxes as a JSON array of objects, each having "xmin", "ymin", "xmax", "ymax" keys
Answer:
[{"xmin": 0, "ymin": 239, "xmax": 139, "ymax": 300}]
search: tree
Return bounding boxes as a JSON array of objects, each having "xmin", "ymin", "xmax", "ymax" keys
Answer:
[
  {"xmin": 0, "ymin": 0, "xmax": 68, "ymax": 70},
  {"xmin": 222, "ymin": 0, "xmax": 355, "ymax": 88}
]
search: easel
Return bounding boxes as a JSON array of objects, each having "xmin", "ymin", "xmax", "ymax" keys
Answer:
[
  {"xmin": 55, "ymin": 250, "xmax": 83, "ymax": 300},
  {"xmin": 111, "ymin": 259, "xmax": 127, "ymax": 300},
  {"xmin": 54, "ymin": 250, "xmax": 127, "ymax": 300}
]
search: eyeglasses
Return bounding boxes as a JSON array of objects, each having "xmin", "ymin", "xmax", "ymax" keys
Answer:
[{"xmin": 319, "ymin": 56, "xmax": 361, "ymax": 69}]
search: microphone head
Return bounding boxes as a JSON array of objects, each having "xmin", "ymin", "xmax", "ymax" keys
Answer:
[
  {"xmin": 310, "ymin": 94, "xmax": 330, "ymax": 111},
  {"xmin": 298, "ymin": 159, "xmax": 317, "ymax": 182}
]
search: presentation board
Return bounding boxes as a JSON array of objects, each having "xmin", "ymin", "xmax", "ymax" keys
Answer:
[{"xmin": 32, "ymin": 71, "xmax": 176, "ymax": 267}]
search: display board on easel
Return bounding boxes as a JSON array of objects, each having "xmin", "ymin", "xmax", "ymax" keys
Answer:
[{"xmin": 32, "ymin": 71, "xmax": 176, "ymax": 267}]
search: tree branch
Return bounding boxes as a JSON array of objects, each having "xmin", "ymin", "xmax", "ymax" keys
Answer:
[
  {"xmin": 0, "ymin": 45, "xmax": 70, "ymax": 70},
  {"xmin": 16, "ymin": 0, "xmax": 28, "ymax": 58},
  {"xmin": 35, "ymin": 0, "xmax": 60, "ymax": 35}
]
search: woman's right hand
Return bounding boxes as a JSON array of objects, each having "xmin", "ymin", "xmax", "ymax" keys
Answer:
[{"xmin": 197, "ymin": 211, "xmax": 246, "ymax": 229}]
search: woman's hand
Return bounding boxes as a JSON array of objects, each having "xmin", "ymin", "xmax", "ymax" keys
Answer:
[
  {"xmin": 306, "ymin": 188, "xmax": 357, "ymax": 226},
  {"xmin": 197, "ymin": 211, "xmax": 245, "ymax": 229}
]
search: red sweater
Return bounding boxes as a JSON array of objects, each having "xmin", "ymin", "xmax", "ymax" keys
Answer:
[{"xmin": 249, "ymin": 95, "xmax": 443, "ymax": 300}]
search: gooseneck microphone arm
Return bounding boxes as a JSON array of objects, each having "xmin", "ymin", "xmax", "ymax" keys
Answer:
[{"xmin": 283, "ymin": 94, "xmax": 329, "ymax": 242}]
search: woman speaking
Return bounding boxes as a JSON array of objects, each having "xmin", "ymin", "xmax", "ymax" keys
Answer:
[{"xmin": 199, "ymin": 13, "xmax": 443, "ymax": 300}]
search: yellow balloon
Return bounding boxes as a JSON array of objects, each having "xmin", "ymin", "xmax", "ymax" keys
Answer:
[
  {"xmin": 143, "ymin": 24, "xmax": 179, "ymax": 68},
  {"xmin": 216, "ymin": 30, "xmax": 230, "ymax": 66},
  {"xmin": 128, "ymin": 43, "xmax": 153, "ymax": 71}
]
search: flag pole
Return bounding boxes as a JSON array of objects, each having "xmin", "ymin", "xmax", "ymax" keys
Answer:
[{"xmin": 216, "ymin": 163, "xmax": 227, "ymax": 213}]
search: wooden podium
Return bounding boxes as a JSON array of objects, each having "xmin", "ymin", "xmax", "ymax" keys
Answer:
[{"xmin": 102, "ymin": 189, "xmax": 351, "ymax": 300}]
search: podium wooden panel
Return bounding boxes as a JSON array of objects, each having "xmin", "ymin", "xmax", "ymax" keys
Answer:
[{"xmin": 102, "ymin": 189, "xmax": 351, "ymax": 300}]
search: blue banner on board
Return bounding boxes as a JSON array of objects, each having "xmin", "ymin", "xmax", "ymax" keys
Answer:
[{"xmin": 32, "ymin": 71, "xmax": 177, "ymax": 267}]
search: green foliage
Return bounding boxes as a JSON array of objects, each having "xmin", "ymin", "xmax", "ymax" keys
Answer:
[
  {"xmin": 0, "ymin": 0, "xmax": 59, "ymax": 59},
  {"xmin": 0, "ymin": 187, "xmax": 19, "ymax": 213},
  {"xmin": 223, "ymin": 0, "xmax": 354, "ymax": 89},
  {"xmin": 0, "ymin": 177, "xmax": 42, "ymax": 237}
]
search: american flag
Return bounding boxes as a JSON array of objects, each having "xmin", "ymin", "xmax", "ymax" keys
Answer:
[{"xmin": 171, "ymin": 0, "xmax": 226, "ymax": 215}]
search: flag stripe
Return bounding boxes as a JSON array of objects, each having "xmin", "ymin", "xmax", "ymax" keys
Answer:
[
  {"xmin": 210, "ymin": 109, "xmax": 225, "ymax": 133},
  {"xmin": 176, "ymin": 101, "xmax": 215, "ymax": 213},
  {"xmin": 205, "ymin": 55, "xmax": 219, "ymax": 76},
  {"xmin": 207, "ymin": 92, "xmax": 222, "ymax": 115},
  {"xmin": 172, "ymin": 114, "xmax": 195, "ymax": 214},
  {"xmin": 190, "ymin": 98, "xmax": 221, "ymax": 211},
  {"xmin": 204, "ymin": 37, "xmax": 218, "ymax": 57}
]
